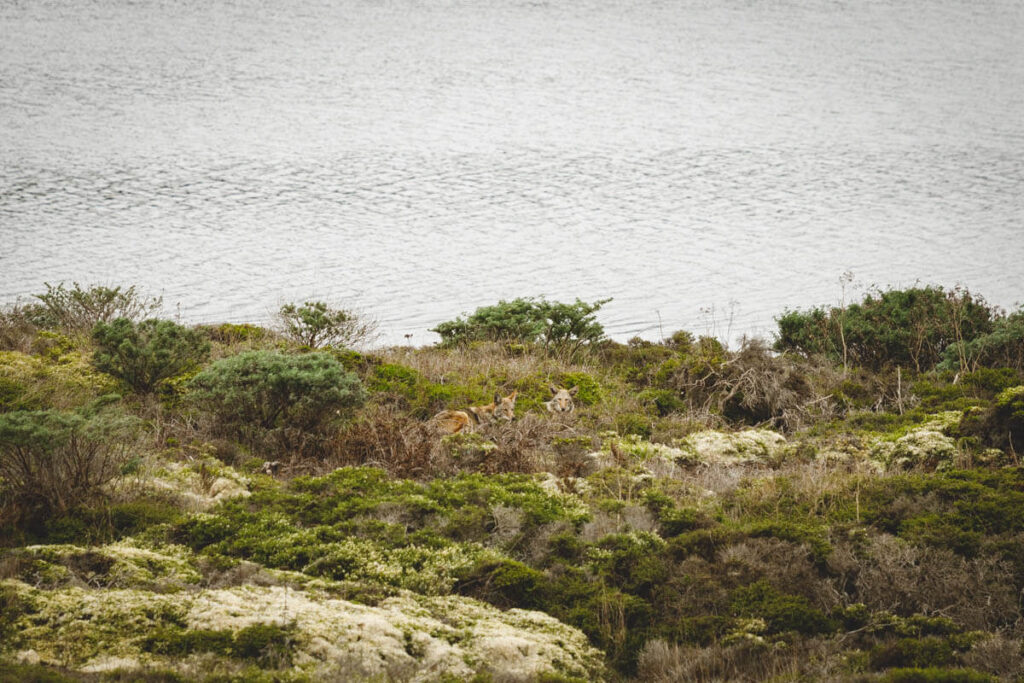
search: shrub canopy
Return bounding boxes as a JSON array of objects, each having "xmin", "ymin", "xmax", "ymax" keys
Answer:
[
  {"xmin": 775, "ymin": 286, "xmax": 995, "ymax": 371},
  {"xmin": 92, "ymin": 318, "xmax": 210, "ymax": 393},
  {"xmin": 432, "ymin": 297, "xmax": 610, "ymax": 355},
  {"xmin": 0, "ymin": 406, "xmax": 141, "ymax": 515},
  {"xmin": 187, "ymin": 350, "xmax": 366, "ymax": 435}
]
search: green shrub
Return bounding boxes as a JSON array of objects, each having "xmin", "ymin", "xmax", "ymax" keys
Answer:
[
  {"xmin": 28, "ymin": 282, "xmax": 162, "ymax": 333},
  {"xmin": 277, "ymin": 300, "xmax": 377, "ymax": 348},
  {"xmin": 615, "ymin": 413, "xmax": 652, "ymax": 438},
  {"xmin": 142, "ymin": 622, "xmax": 295, "ymax": 666},
  {"xmin": 432, "ymin": 297, "xmax": 610, "ymax": 356},
  {"xmin": 92, "ymin": 318, "xmax": 210, "ymax": 393},
  {"xmin": 870, "ymin": 637, "xmax": 957, "ymax": 670},
  {"xmin": 729, "ymin": 580, "xmax": 836, "ymax": 635},
  {"xmin": 188, "ymin": 351, "xmax": 365, "ymax": 436},
  {"xmin": 203, "ymin": 322, "xmax": 271, "ymax": 345},
  {"xmin": 556, "ymin": 371, "xmax": 603, "ymax": 406},
  {"xmin": 939, "ymin": 308, "xmax": 1024, "ymax": 373},
  {"xmin": 775, "ymin": 286, "xmax": 995, "ymax": 372},
  {"xmin": 0, "ymin": 406, "xmax": 141, "ymax": 517},
  {"xmin": 455, "ymin": 558, "xmax": 549, "ymax": 609}
]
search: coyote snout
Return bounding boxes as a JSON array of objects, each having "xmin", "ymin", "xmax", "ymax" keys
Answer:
[
  {"xmin": 545, "ymin": 385, "xmax": 579, "ymax": 414},
  {"xmin": 429, "ymin": 391, "xmax": 518, "ymax": 435}
]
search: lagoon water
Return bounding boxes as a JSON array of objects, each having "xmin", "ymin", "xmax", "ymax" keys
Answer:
[{"xmin": 2, "ymin": 0, "xmax": 1022, "ymax": 345}]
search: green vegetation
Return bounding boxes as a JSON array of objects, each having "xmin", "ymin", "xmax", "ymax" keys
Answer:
[
  {"xmin": 188, "ymin": 350, "xmax": 366, "ymax": 436},
  {"xmin": 92, "ymin": 318, "xmax": 210, "ymax": 394},
  {"xmin": 775, "ymin": 285, "xmax": 995, "ymax": 372},
  {"xmin": 432, "ymin": 297, "xmax": 610, "ymax": 357},
  {"xmin": 1, "ymin": 282, "xmax": 1023, "ymax": 681},
  {"xmin": 276, "ymin": 300, "xmax": 377, "ymax": 349}
]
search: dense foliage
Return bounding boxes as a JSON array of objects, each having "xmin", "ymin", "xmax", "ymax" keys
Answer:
[
  {"xmin": 775, "ymin": 286, "xmax": 995, "ymax": 372},
  {"xmin": 432, "ymin": 296, "xmax": 610, "ymax": 356},
  {"xmin": 92, "ymin": 318, "xmax": 211, "ymax": 393},
  {"xmin": 187, "ymin": 350, "xmax": 366, "ymax": 436},
  {"xmin": 0, "ymin": 405, "xmax": 140, "ymax": 517}
]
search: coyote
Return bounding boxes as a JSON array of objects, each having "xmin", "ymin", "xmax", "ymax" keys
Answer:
[
  {"xmin": 545, "ymin": 385, "xmax": 579, "ymax": 414},
  {"xmin": 429, "ymin": 391, "xmax": 518, "ymax": 434}
]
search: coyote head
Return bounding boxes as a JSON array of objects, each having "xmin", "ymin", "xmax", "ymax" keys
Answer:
[
  {"xmin": 545, "ymin": 385, "xmax": 579, "ymax": 413},
  {"xmin": 489, "ymin": 391, "xmax": 518, "ymax": 422}
]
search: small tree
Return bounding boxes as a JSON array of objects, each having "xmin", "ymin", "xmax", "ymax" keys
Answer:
[
  {"xmin": 188, "ymin": 351, "xmax": 366, "ymax": 438},
  {"xmin": 0, "ymin": 406, "xmax": 141, "ymax": 516},
  {"xmin": 432, "ymin": 297, "xmax": 610, "ymax": 356},
  {"xmin": 277, "ymin": 301, "xmax": 378, "ymax": 348},
  {"xmin": 30, "ymin": 282, "xmax": 163, "ymax": 333},
  {"xmin": 92, "ymin": 318, "xmax": 211, "ymax": 393}
]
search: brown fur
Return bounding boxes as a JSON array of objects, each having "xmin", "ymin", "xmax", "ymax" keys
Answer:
[
  {"xmin": 429, "ymin": 391, "xmax": 518, "ymax": 434},
  {"xmin": 544, "ymin": 385, "xmax": 579, "ymax": 413}
]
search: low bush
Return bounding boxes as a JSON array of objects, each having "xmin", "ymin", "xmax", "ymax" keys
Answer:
[
  {"xmin": 188, "ymin": 350, "xmax": 365, "ymax": 440},
  {"xmin": 0, "ymin": 350, "xmax": 118, "ymax": 412},
  {"xmin": 0, "ymin": 405, "xmax": 141, "ymax": 519},
  {"xmin": 729, "ymin": 580, "xmax": 836, "ymax": 636},
  {"xmin": 870, "ymin": 637, "xmax": 958, "ymax": 670},
  {"xmin": 92, "ymin": 318, "xmax": 210, "ymax": 393}
]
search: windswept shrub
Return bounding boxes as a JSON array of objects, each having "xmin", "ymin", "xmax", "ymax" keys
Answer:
[
  {"xmin": 29, "ymin": 282, "xmax": 162, "ymax": 333},
  {"xmin": 939, "ymin": 309, "xmax": 1024, "ymax": 373},
  {"xmin": 775, "ymin": 286, "xmax": 994, "ymax": 372},
  {"xmin": 92, "ymin": 318, "xmax": 210, "ymax": 393},
  {"xmin": 277, "ymin": 300, "xmax": 378, "ymax": 349},
  {"xmin": 188, "ymin": 351, "xmax": 365, "ymax": 439},
  {"xmin": 0, "ymin": 405, "xmax": 141, "ymax": 518},
  {"xmin": 432, "ymin": 297, "xmax": 610, "ymax": 356}
]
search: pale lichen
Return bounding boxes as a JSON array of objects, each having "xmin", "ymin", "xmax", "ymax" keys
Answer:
[
  {"xmin": 677, "ymin": 429, "xmax": 787, "ymax": 465},
  {"xmin": 145, "ymin": 460, "xmax": 251, "ymax": 511},
  {"xmin": 1, "ymin": 573, "xmax": 605, "ymax": 681}
]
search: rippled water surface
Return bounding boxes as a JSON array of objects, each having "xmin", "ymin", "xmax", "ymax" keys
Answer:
[{"xmin": 2, "ymin": 0, "xmax": 1022, "ymax": 343}]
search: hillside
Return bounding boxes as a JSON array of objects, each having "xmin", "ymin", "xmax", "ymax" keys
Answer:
[{"xmin": 1, "ymin": 285, "xmax": 1023, "ymax": 682}]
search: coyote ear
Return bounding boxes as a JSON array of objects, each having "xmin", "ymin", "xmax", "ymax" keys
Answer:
[
  {"xmin": 550, "ymin": 384, "xmax": 559, "ymax": 395},
  {"xmin": 494, "ymin": 392, "xmax": 502, "ymax": 405},
  {"xmin": 568, "ymin": 385, "xmax": 579, "ymax": 395},
  {"xmin": 508, "ymin": 390, "xmax": 517, "ymax": 401}
]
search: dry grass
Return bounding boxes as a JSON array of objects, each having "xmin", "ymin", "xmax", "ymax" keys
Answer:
[
  {"xmin": 636, "ymin": 637, "xmax": 845, "ymax": 683},
  {"xmin": 329, "ymin": 404, "xmax": 437, "ymax": 479},
  {"xmin": 379, "ymin": 342, "xmax": 595, "ymax": 388}
]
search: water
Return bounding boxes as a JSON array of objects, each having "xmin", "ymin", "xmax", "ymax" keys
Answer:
[{"xmin": 2, "ymin": 0, "xmax": 1022, "ymax": 345}]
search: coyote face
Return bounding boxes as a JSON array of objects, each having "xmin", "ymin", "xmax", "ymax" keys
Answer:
[
  {"xmin": 429, "ymin": 391, "xmax": 518, "ymax": 434},
  {"xmin": 545, "ymin": 385, "xmax": 579, "ymax": 414}
]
